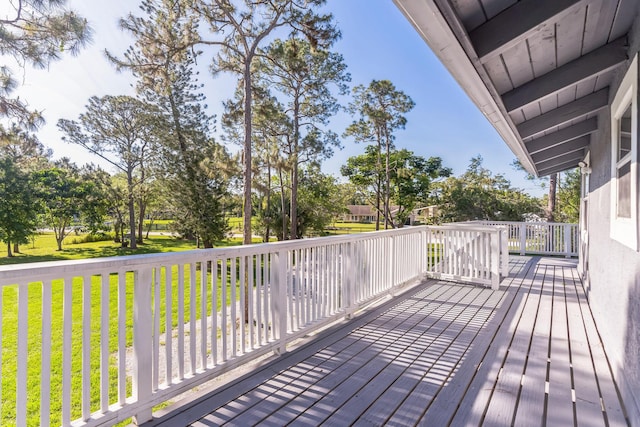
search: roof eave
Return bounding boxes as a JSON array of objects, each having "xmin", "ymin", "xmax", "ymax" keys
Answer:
[{"xmin": 393, "ymin": 0, "xmax": 538, "ymax": 175}]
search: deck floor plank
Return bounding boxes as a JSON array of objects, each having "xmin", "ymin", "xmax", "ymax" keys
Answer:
[
  {"xmin": 385, "ymin": 284, "xmax": 508, "ymax": 427},
  {"xmin": 325, "ymin": 285, "xmax": 497, "ymax": 426},
  {"xmin": 224, "ymin": 285, "xmax": 466, "ymax": 426},
  {"xmin": 282, "ymin": 287, "xmax": 481, "ymax": 426},
  {"xmin": 480, "ymin": 261, "xmax": 543, "ymax": 425},
  {"xmin": 139, "ymin": 256, "xmax": 629, "ymax": 427},
  {"xmin": 440, "ymin": 257, "xmax": 536, "ymax": 426},
  {"xmin": 568, "ymin": 267, "xmax": 629, "ymax": 426},
  {"xmin": 512, "ymin": 264, "xmax": 554, "ymax": 426},
  {"xmin": 546, "ymin": 265, "xmax": 576, "ymax": 426},
  {"xmin": 563, "ymin": 265, "xmax": 608, "ymax": 426}
]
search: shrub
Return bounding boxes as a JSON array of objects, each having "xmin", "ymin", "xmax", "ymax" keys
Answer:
[{"xmin": 68, "ymin": 232, "xmax": 115, "ymax": 245}]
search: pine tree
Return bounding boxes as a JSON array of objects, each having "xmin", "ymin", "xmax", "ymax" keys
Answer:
[
  {"xmin": 0, "ymin": 0, "xmax": 91, "ymax": 128},
  {"xmin": 112, "ymin": 0, "xmax": 235, "ymax": 247}
]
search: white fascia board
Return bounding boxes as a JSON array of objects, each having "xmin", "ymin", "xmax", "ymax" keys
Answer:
[{"xmin": 393, "ymin": 0, "xmax": 537, "ymax": 175}]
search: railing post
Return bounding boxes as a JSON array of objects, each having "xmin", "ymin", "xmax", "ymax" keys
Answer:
[
  {"xmin": 491, "ymin": 231, "xmax": 500, "ymax": 290},
  {"xmin": 272, "ymin": 249, "xmax": 288, "ymax": 355},
  {"xmin": 500, "ymin": 227, "xmax": 509, "ymax": 278},
  {"xmin": 564, "ymin": 224, "xmax": 571, "ymax": 258},
  {"xmin": 519, "ymin": 223, "xmax": 526, "ymax": 255},
  {"xmin": 132, "ymin": 267, "xmax": 153, "ymax": 425},
  {"xmin": 343, "ymin": 242, "xmax": 354, "ymax": 318}
]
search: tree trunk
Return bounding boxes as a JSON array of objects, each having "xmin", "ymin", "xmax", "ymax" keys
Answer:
[
  {"xmin": 243, "ymin": 61, "xmax": 253, "ymax": 246},
  {"xmin": 265, "ymin": 162, "xmax": 272, "ymax": 243},
  {"xmin": 7, "ymin": 241, "xmax": 13, "ymax": 257},
  {"xmin": 278, "ymin": 166, "xmax": 287, "ymax": 241},
  {"xmin": 375, "ymin": 130, "xmax": 382, "ymax": 231},
  {"xmin": 137, "ymin": 201, "xmax": 146, "ymax": 244},
  {"xmin": 384, "ymin": 127, "xmax": 391, "ymax": 229},
  {"xmin": 145, "ymin": 218, "xmax": 154, "ymax": 239},
  {"xmin": 547, "ymin": 173, "xmax": 557, "ymax": 222},
  {"xmin": 290, "ymin": 97, "xmax": 300, "ymax": 240},
  {"xmin": 127, "ymin": 172, "xmax": 137, "ymax": 249},
  {"xmin": 13, "ymin": 242, "xmax": 19, "ymax": 254}
]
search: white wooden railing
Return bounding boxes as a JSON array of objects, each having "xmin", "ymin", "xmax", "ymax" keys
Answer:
[
  {"xmin": 0, "ymin": 224, "xmax": 506, "ymax": 427},
  {"xmin": 473, "ymin": 221, "xmax": 579, "ymax": 257}
]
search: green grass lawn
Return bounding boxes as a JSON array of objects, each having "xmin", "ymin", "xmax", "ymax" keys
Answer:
[{"xmin": 324, "ymin": 221, "xmax": 378, "ymax": 235}]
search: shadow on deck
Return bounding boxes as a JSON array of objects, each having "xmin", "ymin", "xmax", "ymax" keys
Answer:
[{"xmin": 143, "ymin": 256, "xmax": 629, "ymax": 426}]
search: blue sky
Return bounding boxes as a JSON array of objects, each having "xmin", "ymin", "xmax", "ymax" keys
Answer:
[{"xmin": 9, "ymin": 0, "xmax": 544, "ymax": 196}]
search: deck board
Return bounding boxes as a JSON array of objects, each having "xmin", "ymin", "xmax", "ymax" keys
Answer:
[
  {"xmin": 512, "ymin": 264, "xmax": 553, "ymax": 426},
  {"xmin": 142, "ymin": 256, "xmax": 629, "ymax": 427}
]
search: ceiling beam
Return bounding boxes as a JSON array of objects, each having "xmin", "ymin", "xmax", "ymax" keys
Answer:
[
  {"xmin": 525, "ymin": 118, "xmax": 597, "ymax": 154},
  {"xmin": 536, "ymin": 154, "xmax": 585, "ymax": 176},
  {"xmin": 531, "ymin": 136, "xmax": 590, "ymax": 163},
  {"xmin": 502, "ymin": 37, "xmax": 627, "ymax": 111},
  {"xmin": 470, "ymin": 0, "xmax": 586, "ymax": 62},
  {"xmin": 517, "ymin": 89, "xmax": 608, "ymax": 139}
]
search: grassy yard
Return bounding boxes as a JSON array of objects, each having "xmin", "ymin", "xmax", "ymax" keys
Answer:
[{"xmin": 324, "ymin": 221, "xmax": 379, "ymax": 235}]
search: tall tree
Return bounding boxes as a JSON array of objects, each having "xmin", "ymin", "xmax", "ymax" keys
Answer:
[
  {"xmin": 0, "ymin": 157, "xmax": 38, "ymax": 256},
  {"xmin": 387, "ymin": 149, "xmax": 451, "ymax": 227},
  {"xmin": 547, "ymin": 173, "xmax": 558, "ymax": 222},
  {"xmin": 342, "ymin": 147, "xmax": 451, "ymax": 227},
  {"xmin": 0, "ymin": 124, "xmax": 49, "ymax": 253},
  {"xmin": 437, "ymin": 156, "xmax": 541, "ymax": 222},
  {"xmin": 0, "ymin": 0, "xmax": 91, "ymax": 128},
  {"xmin": 58, "ymin": 95, "xmax": 154, "ymax": 249},
  {"xmin": 35, "ymin": 163, "xmax": 89, "ymax": 251},
  {"xmin": 256, "ymin": 37, "xmax": 348, "ymax": 239},
  {"xmin": 555, "ymin": 168, "xmax": 581, "ymax": 223},
  {"xmin": 345, "ymin": 80, "xmax": 414, "ymax": 229},
  {"xmin": 190, "ymin": 0, "xmax": 336, "ymax": 244},
  {"xmin": 112, "ymin": 0, "xmax": 236, "ymax": 247}
]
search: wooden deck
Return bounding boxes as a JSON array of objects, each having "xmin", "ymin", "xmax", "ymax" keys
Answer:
[{"xmin": 144, "ymin": 256, "xmax": 629, "ymax": 426}]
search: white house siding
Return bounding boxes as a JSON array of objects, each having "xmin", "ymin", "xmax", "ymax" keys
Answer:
[{"xmin": 584, "ymin": 19, "xmax": 640, "ymax": 425}]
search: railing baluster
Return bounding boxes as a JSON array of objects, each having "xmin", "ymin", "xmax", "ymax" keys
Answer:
[
  {"xmin": 40, "ymin": 281, "xmax": 52, "ymax": 427},
  {"xmin": 132, "ymin": 268, "xmax": 153, "ymax": 424},
  {"xmin": 221, "ymin": 258, "xmax": 227, "ymax": 361},
  {"xmin": 211, "ymin": 259, "xmax": 218, "ymax": 366},
  {"xmin": 100, "ymin": 274, "xmax": 110, "ymax": 413},
  {"xmin": 118, "ymin": 272, "xmax": 127, "ymax": 404},
  {"xmin": 153, "ymin": 268, "xmax": 160, "ymax": 391},
  {"xmin": 164, "ymin": 266, "xmax": 173, "ymax": 385},
  {"xmin": 82, "ymin": 275, "xmax": 91, "ymax": 421},
  {"xmin": 255, "ymin": 254, "xmax": 262, "ymax": 347},
  {"xmin": 231, "ymin": 257, "xmax": 237, "ymax": 358},
  {"xmin": 16, "ymin": 283, "xmax": 28, "ymax": 427},
  {"xmin": 240, "ymin": 256, "xmax": 246, "ymax": 354},
  {"xmin": 248, "ymin": 255, "xmax": 254, "ymax": 350},
  {"xmin": 0, "ymin": 287, "xmax": 2, "ymax": 422},
  {"xmin": 177, "ymin": 265, "xmax": 185, "ymax": 379},
  {"xmin": 286, "ymin": 250, "xmax": 294, "ymax": 332},
  {"xmin": 189, "ymin": 262, "xmax": 196, "ymax": 374},
  {"xmin": 263, "ymin": 254, "xmax": 270, "ymax": 344},
  {"xmin": 201, "ymin": 261, "xmax": 207, "ymax": 368},
  {"xmin": 62, "ymin": 276, "xmax": 72, "ymax": 427}
]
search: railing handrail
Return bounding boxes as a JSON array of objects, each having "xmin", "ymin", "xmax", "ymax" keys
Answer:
[
  {"xmin": 0, "ymin": 225, "xmax": 507, "ymax": 284},
  {"xmin": 468, "ymin": 220, "xmax": 579, "ymax": 258}
]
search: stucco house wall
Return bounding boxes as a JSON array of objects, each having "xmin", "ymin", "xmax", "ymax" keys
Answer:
[{"xmin": 584, "ymin": 18, "xmax": 640, "ymax": 425}]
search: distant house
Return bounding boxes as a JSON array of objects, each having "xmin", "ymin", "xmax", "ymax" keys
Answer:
[
  {"xmin": 343, "ymin": 205, "xmax": 377, "ymax": 222},
  {"xmin": 395, "ymin": 0, "xmax": 640, "ymax": 423},
  {"xmin": 344, "ymin": 205, "xmax": 422, "ymax": 225}
]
